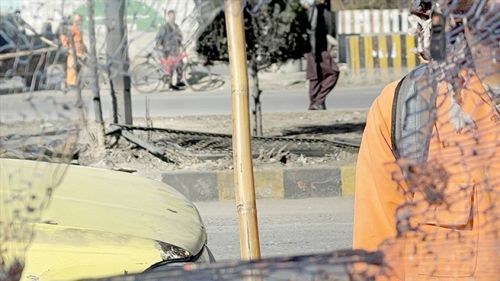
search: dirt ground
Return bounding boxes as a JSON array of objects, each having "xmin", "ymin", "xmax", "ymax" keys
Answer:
[
  {"xmin": 2, "ymin": 110, "xmax": 367, "ymax": 181},
  {"xmin": 77, "ymin": 110, "xmax": 366, "ymax": 180},
  {"xmin": 132, "ymin": 110, "xmax": 365, "ymax": 138}
]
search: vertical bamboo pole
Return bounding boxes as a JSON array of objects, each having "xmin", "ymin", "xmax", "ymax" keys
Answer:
[{"xmin": 224, "ymin": 0, "xmax": 261, "ymax": 260}]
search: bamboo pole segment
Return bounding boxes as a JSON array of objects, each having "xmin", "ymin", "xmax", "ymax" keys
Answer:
[{"xmin": 224, "ymin": 0, "xmax": 261, "ymax": 261}]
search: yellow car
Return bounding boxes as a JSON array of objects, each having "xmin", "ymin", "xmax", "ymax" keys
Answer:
[{"xmin": 0, "ymin": 158, "xmax": 214, "ymax": 280}]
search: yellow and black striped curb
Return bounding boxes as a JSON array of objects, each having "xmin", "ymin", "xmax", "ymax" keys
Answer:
[
  {"xmin": 339, "ymin": 33, "xmax": 420, "ymax": 82},
  {"xmin": 161, "ymin": 166, "xmax": 356, "ymax": 201},
  {"xmin": 348, "ymin": 33, "xmax": 417, "ymax": 73}
]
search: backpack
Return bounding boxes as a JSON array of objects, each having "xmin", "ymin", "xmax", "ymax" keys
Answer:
[{"xmin": 391, "ymin": 64, "xmax": 438, "ymax": 164}]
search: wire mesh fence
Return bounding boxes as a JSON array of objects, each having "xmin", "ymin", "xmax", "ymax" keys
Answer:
[
  {"xmin": 385, "ymin": 0, "xmax": 500, "ymax": 278},
  {"xmin": 1, "ymin": 0, "xmax": 499, "ymax": 280},
  {"xmin": 1, "ymin": 2, "xmax": 80, "ymax": 280},
  {"xmin": 0, "ymin": 1, "xmax": 230, "ymax": 279},
  {"xmin": 96, "ymin": 250, "xmax": 385, "ymax": 281}
]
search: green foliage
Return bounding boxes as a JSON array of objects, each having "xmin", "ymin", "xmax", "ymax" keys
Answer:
[
  {"xmin": 74, "ymin": 0, "xmax": 164, "ymax": 32},
  {"xmin": 196, "ymin": 0, "xmax": 309, "ymax": 69}
]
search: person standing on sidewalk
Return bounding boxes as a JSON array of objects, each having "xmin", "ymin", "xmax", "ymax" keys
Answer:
[
  {"xmin": 303, "ymin": 0, "xmax": 339, "ymax": 110},
  {"xmin": 60, "ymin": 14, "xmax": 87, "ymax": 88}
]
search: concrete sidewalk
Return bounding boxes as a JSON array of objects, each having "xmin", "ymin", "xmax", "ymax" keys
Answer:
[{"xmin": 162, "ymin": 165, "xmax": 356, "ymax": 201}]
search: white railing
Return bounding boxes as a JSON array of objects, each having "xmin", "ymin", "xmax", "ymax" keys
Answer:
[{"xmin": 337, "ymin": 9, "xmax": 410, "ymax": 35}]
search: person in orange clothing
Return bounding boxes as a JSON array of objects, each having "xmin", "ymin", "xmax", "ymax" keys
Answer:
[
  {"xmin": 353, "ymin": 0, "xmax": 499, "ymax": 280},
  {"xmin": 60, "ymin": 14, "xmax": 87, "ymax": 87}
]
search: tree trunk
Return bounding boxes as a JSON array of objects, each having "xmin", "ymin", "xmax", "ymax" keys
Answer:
[
  {"xmin": 249, "ymin": 61, "xmax": 263, "ymax": 136},
  {"xmin": 105, "ymin": 0, "xmax": 133, "ymax": 125},
  {"xmin": 86, "ymin": 0, "xmax": 105, "ymax": 146}
]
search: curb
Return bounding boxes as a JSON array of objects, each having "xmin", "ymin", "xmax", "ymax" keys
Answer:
[
  {"xmin": 257, "ymin": 70, "xmax": 401, "ymax": 88},
  {"xmin": 161, "ymin": 166, "xmax": 355, "ymax": 201}
]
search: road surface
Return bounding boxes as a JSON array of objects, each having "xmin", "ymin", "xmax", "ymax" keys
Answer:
[
  {"xmin": 195, "ymin": 197, "xmax": 354, "ymax": 261},
  {"xmin": 0, "ymin": 86, "xmax": 381, "ymax": 122}
]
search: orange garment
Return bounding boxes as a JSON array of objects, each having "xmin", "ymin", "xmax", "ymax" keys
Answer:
[
  {"xmin": 60, "ymin": 25, "xmax": 86, "ymax": 86},
  {"xmin": 353, "ymin": 75, "xmax": 500, "ymax": 280},
  {"xmin": 353, "ymin": 80, "xmax": 404, "ymax": 251}
]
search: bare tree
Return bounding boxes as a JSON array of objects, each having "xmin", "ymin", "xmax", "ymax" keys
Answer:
[{"xmin": 196, "ymin": 0, "xmax": 309, "ymax": 136}]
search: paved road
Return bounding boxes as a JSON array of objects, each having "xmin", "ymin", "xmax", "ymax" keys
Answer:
[
  {"xmin": 194, "ymin": 198, "xmax": 354, "ymax": 261},
  {"xmin": 129, "ymin": 86, "xmax": 380, "ymax": 118},
  {"xmin": 0, "ymin": 86, "xmax": 381, "ymax": 122}
]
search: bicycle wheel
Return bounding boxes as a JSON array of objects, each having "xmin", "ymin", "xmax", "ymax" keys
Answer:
[
  {"xmin": 183, "ymin": 62, "xmax": 213, "ymax": 91},
  {"xmin": 46, "ymin": 64, "xmax": 65, "ymax": 90},
  {"xmin": 132, "ymin": 62, "xmax": 162, "ymax": 94},
  {"xmin": 78, "ymin": 65, "xmax": 93, "ymax": 90}
]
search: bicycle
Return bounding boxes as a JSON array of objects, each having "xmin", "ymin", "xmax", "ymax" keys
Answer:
[
  {"xmin": 131, "ymin": 49, "xmax": 212, "ymax": 93},
  {"xmin": 78, "ymin": 54, "xmax": 110, "ymax": 90}
]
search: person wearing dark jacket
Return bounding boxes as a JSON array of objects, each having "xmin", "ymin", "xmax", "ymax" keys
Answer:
[
  {"xmin": 155, "ymin": 10, "xmax": 184, "ymax": 89},
  {"xmin": 156, "ymin": 10, "xmax": 182, "ymax": 58},
  {"xmin": 304, "ymin": 0, "xmax": 339, "ymax": 110}
]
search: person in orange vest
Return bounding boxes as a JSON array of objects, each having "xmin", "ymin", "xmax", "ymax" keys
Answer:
[
  {"xmin": 353, "ymin": 0, "xmax": 499, "ymax": 279},
  {"xmin": 60, "ymin": 14, "xmax": 87, "ymax": 87}
]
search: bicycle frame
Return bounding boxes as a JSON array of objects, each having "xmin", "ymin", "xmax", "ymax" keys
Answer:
[
  {"xmin": 160, "ymin": 52, "xmax": 188, "ymax": 75},
  {"xmin": 132, "ymin": 47, "xmax": 213, "ymax": 93}
]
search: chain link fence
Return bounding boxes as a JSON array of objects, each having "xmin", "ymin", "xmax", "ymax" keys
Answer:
[{"xmin": 1, "ymin": 0, "xmax": 499, "ymax": 280}]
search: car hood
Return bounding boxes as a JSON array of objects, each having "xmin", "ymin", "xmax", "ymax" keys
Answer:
[
  {"xmin": 22, "ymin": 224, "xmax": 168, "ymax": 280},
  {"xmin": 0, "ymin": 158, "xmax": 207, "ymax": 280}
]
